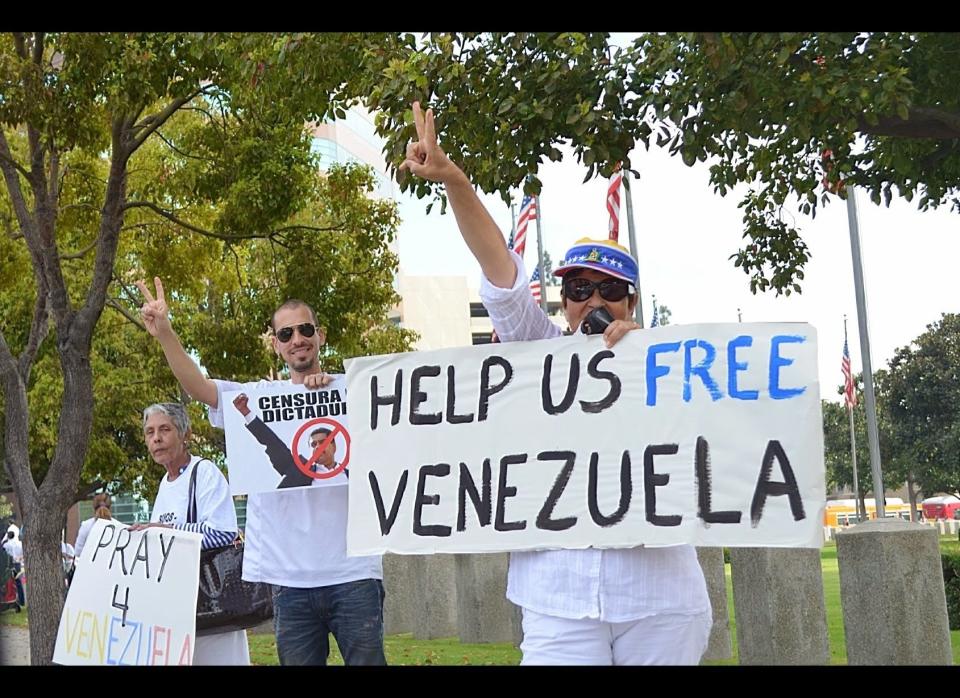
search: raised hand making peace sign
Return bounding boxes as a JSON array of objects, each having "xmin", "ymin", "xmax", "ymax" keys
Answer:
[
  {"xmin": 136, "ymin": 277, "xmax": 173, "ymax": 339},
  {"xmin": 399, "ymin": 101, "xmax": 467, "ymax": 186}
]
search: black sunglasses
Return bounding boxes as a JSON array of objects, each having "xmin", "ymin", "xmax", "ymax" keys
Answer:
[
  {"xmin": 562, "ymin": 277, "xmax": 634, "ymax": 302},
  {"xmin": 275, "ymin": 323, "xmax": 317, "ymax": 343}
]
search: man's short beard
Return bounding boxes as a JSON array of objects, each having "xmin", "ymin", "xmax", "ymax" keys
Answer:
[{"xmin": 288, "ymin": 353, "xmax": 317, "ymax": 372}]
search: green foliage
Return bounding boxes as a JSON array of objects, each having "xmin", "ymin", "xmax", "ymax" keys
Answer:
[
  {"xmin": 0, "ymin": 33, "xmax": 415, "ymax": 506},
  {"xmin": 942, "ymin": 547, "xmax": 960, "ymax": 630},
  {"xmin": 885, "ymin": 313, "xmax": 960, "ymax": 497},
  {"xmin": 354, "ymin": 32, "xmax": 960, "ymax": 295}
]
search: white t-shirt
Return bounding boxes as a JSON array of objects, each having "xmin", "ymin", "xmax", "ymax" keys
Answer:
[
  {"xmin": 210, "ymin": 377, "xmax": 383, "ymax": 588},
  {"xmin": 2, "ymin": 538, "xmax": 21, "ymax": 563},
  {"xmin": 150, "ymin": 455, "xmax": 238, "ymax": 533},
  {"xmin": 74, "ymin": 516, "xmax": 124, "ymax": 561},
  {"xmin": 149, "ymin": 454, "xmax": 248, "ymax": 666}
]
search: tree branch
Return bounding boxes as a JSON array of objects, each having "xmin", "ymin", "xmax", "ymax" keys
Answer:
[
  {"xmin": 74, "ymin": 117, "xmax": 130, "ymax": 340},
  {"xmin": 0, "ymin": 326, "xmax": 18, "ymax": 379},
  {"xmin": 31, "ymin": 32, "xmax": 44, "ymax": 65},
  {"xmin": 12, "ymin": 33, "xmax": 26, "ymax": 60},
  {"xmin": 60, "ymin": 239, "xmax": 98, "ymax": 260},
  {"xmin": 0, "ymin": 129, "xmax": 46, "ymax": 275},
  {"xmin": 17, "ymin": 277, "xmax": 50, "ymax": 383},
  {"xmin": 858, "ymin": 106, "xmax": 960, "ymax": 140},
  {"xmin": 105, "ymin": 297, "xmax": 146, "ymax": 331},
  {"xmin": 122, "ymin": 200, "xmax": 341, "ymax": 241},
  {"xmin": 0, "ymin": 143, "xmax": 33, "ymax": 181},
  {"xmin": 155, "ymin": 129, "xmax": 212, "ymax": 162},
  {"xmin": 130, "ymin": 86, "xmax": 213, "ymax": 152},
  {"xmin": 48, "ymin": 147, "xmax": 60, "ymax": 205}
]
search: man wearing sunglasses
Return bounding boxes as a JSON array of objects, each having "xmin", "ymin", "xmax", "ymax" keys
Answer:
[
  {"xmin": 137, "ymin": 281, "xmax": 386, "ymax": 666},
  {"xmin": 400, "ymin": 102, "xmax": 711, "ymax": 665}
]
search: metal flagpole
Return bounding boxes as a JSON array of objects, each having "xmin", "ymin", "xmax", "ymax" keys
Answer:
[
  {"xmin": 623, "ymin": 171, "xmax": 644, "ymax": 326},
  {"xmin": 534, "ymin": 195, "xmax": 548, "ymax": 313},
  {"xmin": 846, "ymin": 188, "xmax": 885, "ymax": 518},
  {"xmin": 844, "ymin": 315, "xmax": 864, "ymax": 522}
]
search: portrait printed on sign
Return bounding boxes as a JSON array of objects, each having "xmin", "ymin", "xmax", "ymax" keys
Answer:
[{"xmin": 222, "ymin": 377, "xmax": 350, "ymax": 495}]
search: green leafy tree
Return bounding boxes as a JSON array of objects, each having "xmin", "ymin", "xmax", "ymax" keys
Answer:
[
  {"xmin": 0, "ymin": 32, "xmax": 413, "ymax": 664},
  {"xmin": 354, "ymin": 32, "xmax": 959, "ymax": 294},
  {"xmin": 656, "ymin": 303, "xmax": 672, "ymax": 326},
  {"xmin": 885, "ymin": 313, "xmax": 960, "ymax": 498},
  {"xmin": 541, "ymin": 249, "xmax": 560, "ymax": 286}
]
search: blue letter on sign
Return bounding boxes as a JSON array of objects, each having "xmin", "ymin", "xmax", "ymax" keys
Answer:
[
  {"xmin": 728, "ymin": 335, "xmax": 759, "ymax": 400},
  {"xmin": 646, "ymin": 342, "xmax": 681, "ymax": 406},
  {"xmin": 769, "ymin": 335, "xmax": 806, "ymax": 400}
]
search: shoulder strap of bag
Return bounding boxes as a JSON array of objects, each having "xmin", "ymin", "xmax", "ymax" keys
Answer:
[
  {"xmin": 187, "ymin": 458, "xmax": 228, "ymax": 528},
  {"xmin": 187, "ymin": 458, "xmax": 201, "ymax": 524}
]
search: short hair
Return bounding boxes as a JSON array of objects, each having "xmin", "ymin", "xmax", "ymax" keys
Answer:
[
  {"xmin": 5, "ymin": 531, "xmax": 12, "ymax": 540},
  {"xmin": 310, "ymin": 427, "xmax": 332, "ymax": 442},
  {"xmin": 142, "ymin": 402, "xmax": 191, "ymax": 438},
  {"xmin": 271, "ymin": 299, "xmax": 318, "ymax": 331}
]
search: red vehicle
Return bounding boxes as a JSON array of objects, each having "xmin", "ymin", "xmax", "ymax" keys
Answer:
[{"xmin": 921, "ymin": 495, "xmax": 960, "ymax": 520}]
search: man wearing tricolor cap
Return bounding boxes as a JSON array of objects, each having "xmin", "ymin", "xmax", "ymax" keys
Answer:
[{"xmin": 402, "ymin": 102, "xmax": 711, "ymax": 665}]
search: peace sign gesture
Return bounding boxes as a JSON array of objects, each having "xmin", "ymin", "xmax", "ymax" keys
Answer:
[
  {"xmin": 399, "ymin": 101, "xmax": 465, "ymax": 185},
  {"xmin": 135, "ymin": 276, "xmax": 173, "ymax": 339}
]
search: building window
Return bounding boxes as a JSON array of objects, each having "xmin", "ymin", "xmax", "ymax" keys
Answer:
[
  {"xmin": 311, "ymin": 137, "xmax": 341, "ymax": 170},
  {"xmin": 470, "ymin": 303, "xmax": 489, "ymax": 318},
  {"xmin": 472, "ymin": 333, "xmax": 494, "ymax": 345}
]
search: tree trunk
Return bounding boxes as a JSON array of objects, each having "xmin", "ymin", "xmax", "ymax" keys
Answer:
[
  {"xmin": 27, "ymin": 349, "xmax": 94, "ymax": 664},
  {"xmin": 906, "ymin": 472, "xmax": 920, "ymax": 523}
]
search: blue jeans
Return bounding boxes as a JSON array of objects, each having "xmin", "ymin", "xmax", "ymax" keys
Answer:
[{"xmin": 273, "ymin": 579, "xmax": 386, "ymax": 665}]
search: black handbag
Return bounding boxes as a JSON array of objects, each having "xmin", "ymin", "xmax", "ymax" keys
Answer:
[{"xmin": 188, "ymin": 460, "xmax": 273, "ymax": 636}]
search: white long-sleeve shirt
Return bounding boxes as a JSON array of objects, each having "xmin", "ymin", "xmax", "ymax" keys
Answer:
[{"xmin": 483, "ymin": 250, "xmax": 711, "ymax": 622}]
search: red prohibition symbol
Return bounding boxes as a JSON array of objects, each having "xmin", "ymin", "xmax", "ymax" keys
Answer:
[{"xmin": 289, "ymin": 417, "xmax": 350, "ymax": 480}]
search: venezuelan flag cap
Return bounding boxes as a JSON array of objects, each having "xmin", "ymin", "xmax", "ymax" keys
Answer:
[{"xmin": 553, "ymin": 238, "xmax": 639, "ymax": 285}]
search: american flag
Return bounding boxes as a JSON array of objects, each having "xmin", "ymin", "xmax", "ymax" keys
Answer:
[
  {"xmin": 607, "ymin": 165, "xmax": 622, "ymax": 241},
  {"xmin": 514, "ymin": 194, "xmax": 536, "ymax": 258},
  {"xmin": 529, "ymin": 266, "xmax": 542, "ymax": 304},
  {"xmin": 650, "ymin": 297, "xmax": 659, "ymax": 327},
  {"xmin": 842, "ymin": 338, "xmax": 857, "ymax": 408}
]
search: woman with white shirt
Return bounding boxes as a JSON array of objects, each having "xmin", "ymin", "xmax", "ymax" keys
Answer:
[
  {"xmin": 130, "ymin": 402, "xmax": 251, "ymax": 665},
  {"xmin": 74, "ymin": 493, "xmax": 122, "ymax": 560},
  {"xmin": 400, "ymin": 101, "xmax": 712, "ymax": 665}
]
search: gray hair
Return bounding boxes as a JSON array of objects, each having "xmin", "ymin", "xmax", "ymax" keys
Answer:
[{"xmin": 142, "ymin": 402, "xmax": 191, "ymax": 437}]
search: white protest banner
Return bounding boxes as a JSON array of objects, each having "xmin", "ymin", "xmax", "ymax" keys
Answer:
[
  {"xmin": 54, "ymin": 520, "xmax": 201, "ymax": 665},
  {"xmin": 346, "ymin": 323, "xmax": 825, "ymax": 555},
  {"xmin": 222, "ymin": 377, "xmax": 350, "ymax": 495}
]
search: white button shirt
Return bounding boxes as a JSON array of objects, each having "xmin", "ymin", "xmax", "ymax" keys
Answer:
[{"xmin": 482, "ymin": 251, "xmax": 711, "ymax": 622}]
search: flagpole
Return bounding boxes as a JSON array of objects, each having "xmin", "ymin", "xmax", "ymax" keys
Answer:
[
  {"xmin": 844, "ymin": 315, "xmax": 864, "ymax": 522},
  {"xmin": 846, "ymin": 187, "xmax": 885, "ymax": 518},
  {"xmin": 623, "ymin": 171, "xmax": 644, "ymax": 327},
  {"xmin": 534, "ymin": 195, "xmax": 548, "ymax": 313}
]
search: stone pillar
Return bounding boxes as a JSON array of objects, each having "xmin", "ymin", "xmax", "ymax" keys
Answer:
[
  {"xmin": 836, "ymin": 519, "xmax": 952, "ymax": 665},
  {"xmin": 454, "ymin": 553, "xmax": 518, "ymax": 643},
  {"xmin": 696, "ymin": 547, "xmax": 732, "ymax": 660},
  {"xmin": 729, "ymin": 547, "xmax": 829, "ymax": 664},
  {"xmin": 410, "ymin": 554, "xmax": 459, "ymax": 640},
  {"xmin": 382, "ymin": 553, "xmax": 415, "ymax": 635}
]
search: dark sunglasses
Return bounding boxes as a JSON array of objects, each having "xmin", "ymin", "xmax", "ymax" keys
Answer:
[
  {"xmin": 562, "ymin": 277, "xmax": 634, "ymax": 302},
  {"xmin": 274, "ymin": 323, "xmax": 317, "ymax": 343}
]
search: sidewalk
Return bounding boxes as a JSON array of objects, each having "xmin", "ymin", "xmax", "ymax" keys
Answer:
[{"xmin": 0, "ymin": 624, "xmax": 30, "ymax": 665}]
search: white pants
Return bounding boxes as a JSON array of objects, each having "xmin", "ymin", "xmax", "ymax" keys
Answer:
[
  {"xmin": 520, "ymin": 608, "xmax": 712, "ymax": 665},
  {"xmin": 194, "ymin": 629, "xmax": 251, "ymax": 665}
]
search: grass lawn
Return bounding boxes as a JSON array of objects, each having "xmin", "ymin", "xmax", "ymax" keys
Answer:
[
  {"xmin": 7, "ymin": 537, "xmax": 959, "ymax": 665},
  {"xmin": 248, "ymin": 630, "xmax": 520, "ymax": 666}
]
